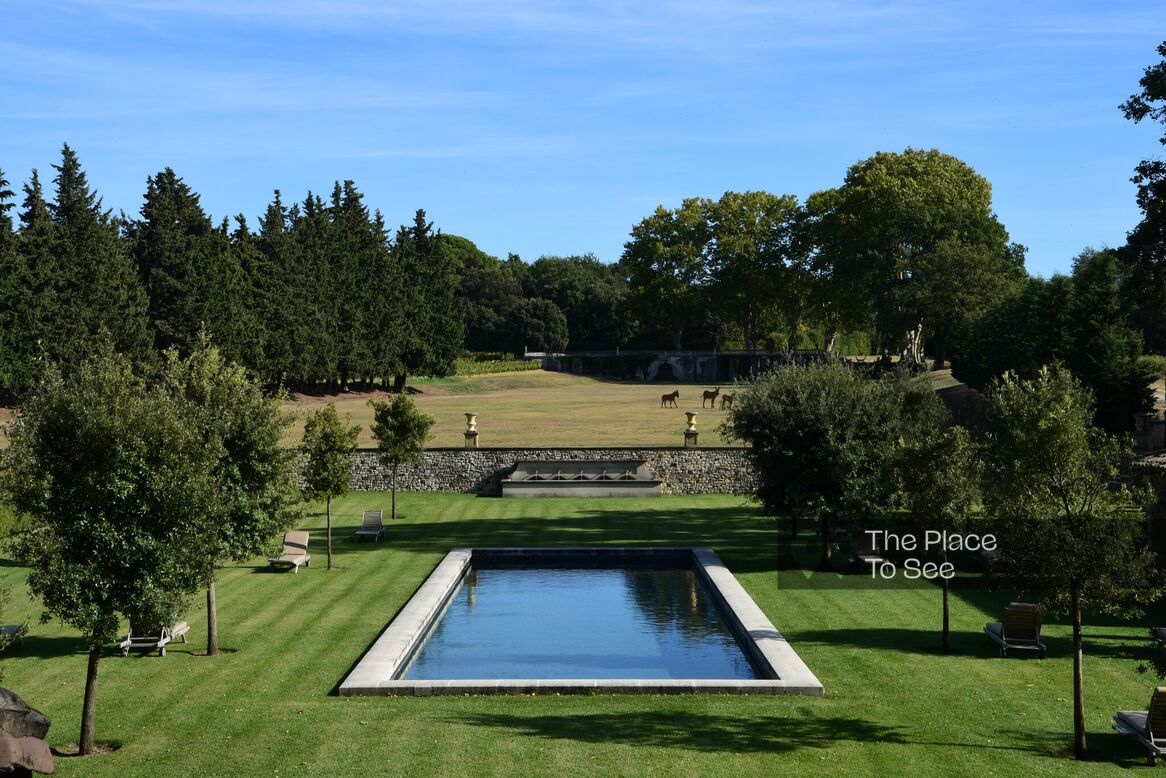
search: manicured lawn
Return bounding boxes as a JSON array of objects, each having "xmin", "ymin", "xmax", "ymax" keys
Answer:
[{"xmin": 0, "ymin": 493, "xmax": 1161, "ymax": 776}]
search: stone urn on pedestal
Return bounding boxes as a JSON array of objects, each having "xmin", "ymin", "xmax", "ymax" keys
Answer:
[
  {"xmin": 464, "ymin": 413, "xmax": 479, "ymax": 449},
  {"xmin": 684, "ymin": 412, "xmax": 699, "ymax": 448}
]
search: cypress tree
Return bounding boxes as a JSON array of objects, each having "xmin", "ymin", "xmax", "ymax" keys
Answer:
[
  {"xmin": 328, "ymin": 181, "xmax": 384, "ymax": 387},
  {"xmin": 46, "ymin": 144, "xmax": 151, "ymax": 367},
  {"xmin": 289, "ymin": 193, "xmax": 335, "ymax": 386},
  {"xmin": 14, "ymin": 172, "xmax": 56, "ymax": 389},
  {"xmin": 229, "ymin": 214, "xmax": 273, "ymax": 382},
  {"xmin": 0, "ymin": 168, "xmax": 33, "ymax": 394},
  {"xmin": 131, "ymin": 168, "xmax": 243, "ymax": 360},
  {"xmin": 389, "ymin": 209, "xmax": 462, "ymax": 390},
  {"xmin": 366, "ymin": 208, "xmax": 404, "ymax": 386},
  {"xmin": 256, "ymin": 192, "xmax": 306, "ymax": 387}
]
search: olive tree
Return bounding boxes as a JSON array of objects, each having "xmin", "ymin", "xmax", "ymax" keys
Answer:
[
  {"xmin": 369, "ymin": 394, "xmax": 434, "ymax": 521},
  {"xmin": 301, "ymin": 405, "xmax": 360, "ymax": 570},
  {"xmin": 896, "ymin": 424, "xmax": 982, "ymax": 653},
  {"xmin": 161, "ymin": 337, "xmax": 300, "ymax": 656},
  {"xmin": 984, "ymin": 365, "xmax": 1161, "ymax": 760},
  {"xmin": 3, "ymin": 348, "xmax": 212, "ymax": 755}
]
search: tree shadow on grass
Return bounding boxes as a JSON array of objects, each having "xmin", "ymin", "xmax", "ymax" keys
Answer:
[
  {"xmin": 374, "ymin": 505, "xmax": 780, "ymax": 574},
  {"xmin": 1000, "ymin": 728, "xmax": 1152, "ymax": 767},
  {"xmin": 446, "ymin": 709, "xmax": 1069, "ymax": 758},
  {"xmin": 3, "ymin": 635, "xmax": 88, "ymax": 659},
  {"xmin": 791, "ymin": 627, "xmax": 1155, "ymax": 662},
  {"xmin": 444, "ymin": 710, "xmax": 909, "ymax": 755}
]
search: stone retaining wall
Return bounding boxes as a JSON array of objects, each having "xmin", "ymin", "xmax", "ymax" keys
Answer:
[{"xmin": 350, "ymin": 447, "xmax": 756, "ymax": 495}]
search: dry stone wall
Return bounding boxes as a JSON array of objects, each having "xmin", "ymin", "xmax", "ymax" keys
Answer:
[{"xmin": 349, "ymin": 447, "xmax": 756, "ymax": 495}]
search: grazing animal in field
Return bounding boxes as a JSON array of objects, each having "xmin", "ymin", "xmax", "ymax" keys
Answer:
[
  {"xmin": 702, "ymin": 387, "xmax": 721, "ymax": 408},
  {"xmin": 660, "ymin": 390, "xmax": 680, "ymax": 408},
  {"xmin": 720, "ymin": 393, "xmax": 734, "ymax": 410}
]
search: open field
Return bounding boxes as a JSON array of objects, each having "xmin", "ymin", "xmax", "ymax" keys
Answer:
[
  {"xmin": 282, "ymin": 371, "xmax": 740, "ymax": 448},
  {"xmin": 0, "ymin": 368, "xmax": 996, "ymax": 450},
  {"xmin": 0, "ymin": 493, "xmax": 1163, "ymax": 776},
  {"xmin": 280, "ymin": 369, "xmax": 966, "ymax": 448}
]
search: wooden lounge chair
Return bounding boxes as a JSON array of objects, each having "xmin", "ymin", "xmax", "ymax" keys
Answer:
[
  {"xmin": 119, "ymin": 620, "xmax": 189, "ymax": 657},
  {"xmin": 984, "ymin": 602, "xmax": 1046, "ymax": 658},
  {"xmin": 268, "ymin": 530, "xmax": 311, "ymax": 572},
  {"xmin": 1115, "ymin": 687, "xmax": 1166, "ymax": 765},
  {"xmin": 355, "ymin": 510, "xmax": 385, "ymax": 542}
]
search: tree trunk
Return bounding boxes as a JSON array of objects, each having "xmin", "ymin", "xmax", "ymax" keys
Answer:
[
  {"xmin": 80, "ymin": 644, "xmax": 100, "ymax": 755},
  {"xmin": 206, "ymin": 576, "xmax": 219, "ymax": 656},
  {"xmin": 824, "ymin": 330, "xmax": 839, "ymax": 353},
  {"xmin": 326, "ymin": 495, "xmax": 333, "ymax": 571},
  {"xmin": 391, "ymin": 463, "xmax": 398, "ymax": 521},
  {"xmin": 1072, "ymin": 588, "xmax": 1087, "ymax": 760},
  {"xmin": 790, "ymin": 514, "xmax": 799, "ymax": 538},
  {"xmin": 941, "ymin": 575, "xmax": 950, "ymax": 654},
  {"xmin": 900, "ymin": 324, "xmax": 924, "ymax": 366},
  {"xmin": 392, "ymin": 374, "xmax": 406, "ymax": 393},
  {"xmin": 933, "ymin": 340, "xmax": 946, "ymax": 370},
  {"xmin": 671, "ymin": 326, "xmax": 683, "ymax": 351},
  {"xmin": 817, "ymin": 515, "xmax": 832, "ymax": 570}
]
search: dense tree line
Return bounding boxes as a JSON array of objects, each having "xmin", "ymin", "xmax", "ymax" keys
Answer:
[
  {"xmin": 619, "ymin": 150, "xmax": 1026, "ymax": 360},
  {"xmin": 953, "ymin": 249, "xmax": 1154, "ymax": 433},
  {"xmin": 0, "ymin": 146, "xmax": 464, "ymax": 394},
  {"xmin": 4, "ymin": 82, "xmax": 1165, "ymax": 432}
]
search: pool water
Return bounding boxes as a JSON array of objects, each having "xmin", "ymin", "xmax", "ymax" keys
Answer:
[{"xmin": 402, "ymin": 563, "xmax": 759, "ymax": 680}]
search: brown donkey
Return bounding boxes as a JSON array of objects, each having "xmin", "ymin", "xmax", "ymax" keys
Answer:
[
  {"xmin": 701, "ymin": 387, "xmax": 720, "ymax": 408},
  {"xmin": 720, "ymin": 393, "xmax": 734, "ymax": 410},
  {"xmin": 660, "ymin": 390, "xmax": 680, "ymax": 408}
]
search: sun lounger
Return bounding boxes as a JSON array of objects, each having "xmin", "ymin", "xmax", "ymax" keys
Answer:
[
  {"xmin": 984, "ymin": 602, "xmax": 1046, "ymax": 658},
  {"xmin": 1115, "ymin": 687, "xmax": 1166, "ymax": 765},
  {"xmin": 268, "ymin": 530, "xmax": 311, "ymax": 572},
  {"xmin": 119, "ymin": 620, "xmax": 189, "ymax": 657},
  {"xmin": 355, "ymin": 510, "xmax": 385, "ymax": 542}
]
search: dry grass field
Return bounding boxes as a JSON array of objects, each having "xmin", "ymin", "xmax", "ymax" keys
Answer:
[
  {"xmin": 0, "ymin": 368, "xmax": 974, "ymax": 450},
  {"xmin": 282, "ymin": 371, "xmax": 739, "ymax": 448}
]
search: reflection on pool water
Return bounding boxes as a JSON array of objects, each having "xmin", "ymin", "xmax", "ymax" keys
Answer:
[{"xmin": 402, "ymin": 562, "xmax": 759, "ymax": 680}]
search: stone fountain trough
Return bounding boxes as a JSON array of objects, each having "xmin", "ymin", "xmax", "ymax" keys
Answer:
[{"xmin": 501, "ymin": 460, "xmax": 663, "ymax": 498}]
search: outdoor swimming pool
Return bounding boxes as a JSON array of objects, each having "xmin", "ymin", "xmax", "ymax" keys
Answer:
[
  {"xmin": 402, "ymin": 562, "xmax": 758, "ymax": 680},
  {"xmin": 339, "ymin": 547, "xmax": 823, "ymax": 696}
]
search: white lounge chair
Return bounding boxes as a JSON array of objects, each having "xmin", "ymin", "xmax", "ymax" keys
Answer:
[
  {"xmin": 355, "ymin": 510, "xmax": 385, "ymax": 542},
  {"xmin": 268, "ymin": 531, "xmax": 311, "ymax": 572},
  {"xmin": 119, "ymin": 620, "xmax": 189, "ymax": 657}
]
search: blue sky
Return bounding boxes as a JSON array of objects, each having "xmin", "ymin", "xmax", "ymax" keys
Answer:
[{"xmin": 1, "ymin": 1, "xmax": 1162, "ymax": 278}]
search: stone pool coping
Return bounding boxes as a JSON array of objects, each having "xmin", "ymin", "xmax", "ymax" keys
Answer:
[{"xmin": 337, "ymin": 547, "xmax": 823, "ymax": 697}]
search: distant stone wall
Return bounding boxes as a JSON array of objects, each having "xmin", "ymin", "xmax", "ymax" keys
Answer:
[{"xmin": 350, "ymin": 447, "xmax": 756, "ymax": 495}]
